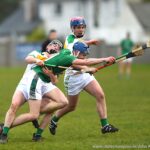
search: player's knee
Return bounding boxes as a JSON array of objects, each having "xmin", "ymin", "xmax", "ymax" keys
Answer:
[
  {"xmin": 63, "ymin": 98, "xmax": 69, "ymax": 106},
  {"xmin": 96, "ymin": 91, "xmax": 105, "ymax": 101},
  {"xmin": 59, "ymin": 98, "xmax": 68, "ymax": 108},
  {"xmin": 30, "ymin": 113, "xmax": 40, "ymax": 120},
  {"xmin": 9, "ymin": 103, "xmax": 19, "ymax": 113}
]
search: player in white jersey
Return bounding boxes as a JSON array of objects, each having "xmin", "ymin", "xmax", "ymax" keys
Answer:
[
  {"xmin": 0, "ymin": 40, "xmax": 69, "ymax": 143},
  {"xmin": 50, "ymin": 17, "xmax": 119, "ymax": 135}
]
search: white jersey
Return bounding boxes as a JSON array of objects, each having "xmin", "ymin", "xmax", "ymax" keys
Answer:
[
  {"xmin": 20, "ymin": 50, "xmax": 47, "ymax": 81},
  {"xmin": 64, "ymin": 34, "xmax": 95, "ymax": 95},
  {"xmin": 16, "ymin": 50, "xmax": 56, "ymax": 100},
  {"xmin": 64, "ymin": 34, "xmax": 82, "ymax": 53}
]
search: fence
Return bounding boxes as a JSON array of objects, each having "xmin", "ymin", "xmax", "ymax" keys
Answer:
[{"xmin": 0, "ymin": 42, "xmax": 150, "ymax": 67}]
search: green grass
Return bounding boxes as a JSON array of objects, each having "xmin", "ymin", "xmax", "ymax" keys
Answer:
[{"xmin": 0, "ymin": 65, "xmax": 150, "ymax": 150}]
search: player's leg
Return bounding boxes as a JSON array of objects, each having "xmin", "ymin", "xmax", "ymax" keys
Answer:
[
  {"xmin": 0, "ymin": 90, "xmax": 25, "ymax": 143},
  {"xmin": 32, "ymin": 113, "xmax": 51, "ymax": 142},
  {"xmin": 41, "ymin": 87, "xmax": 68, "ymax": 113},
  {"xmin": 32, "ymin": 97, "xmax": 52, "ymax": 141},
  {"xmin": 33, "ymin": 87, "xmax": 68, "ymax": 138},
  {"xmin": 3, "ymin": 91, "xmax": 25, "ymax": 128},
  {"xmin": 11, "ymin": 100, "xmax": 41, "ymax": 127},
  {"xmin": 50, "ymin": 73, "xmax": 91, "ymax": 135},
  {"xmin": 119, "ymin": 61, "xmax": 125, "ymax": 78},
  {"xmin": 126, "ymin": 60, "xmax": 132, "ymax": 78},
  {"xmin": 84, "ymin": 79, "xmax": 107, "ymax": 119},
  {"xmin": 55, "ymin": 95, "xmax": 79, "ymax": 118},
  {"xmin": 49, "ymin": 94, "xmax": 79, "ymax": 135},
  {"xmin": 84, "ymin": 79, "xmax": 119, "ymax": 134},
  {"xmin": 11, "ymin": 73, "xmax": 42, "ymax": 128},
  {"xmin": 32, "ymin": 95, "xmax": 54, "ymax": 141},
  {"xmin": 12, "ymin": 70, "xmax": 44, "ymax": 127},
  {"xmin": 52, "ymin": 74, "xmax": 83, "ymax": 119}
]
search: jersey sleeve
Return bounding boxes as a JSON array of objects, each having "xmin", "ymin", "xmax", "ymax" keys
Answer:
[
  {"xmin": 44, "ymin": 49, "xmax": 76, "ymax": 68},
  {"xmin": 65, "ymin": 55, "xmax": 77, "ymax": 65},
  {"xmin": 60, "ymin": 49, "xmax": 76, "ymax": 65},
  {"xmin": 28, "ymin": 50, "xmax": 40, "ymax": 58},
  {"xmin": 28, "ymin": 50, "xmax": 47, "ymax": 61}
]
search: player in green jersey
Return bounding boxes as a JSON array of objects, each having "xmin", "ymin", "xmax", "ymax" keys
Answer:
[{"xmin": 119, "ymin": 32, "xmax": 134, "ymax": 78}]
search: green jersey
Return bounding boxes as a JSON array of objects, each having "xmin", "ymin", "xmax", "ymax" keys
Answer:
[
  {"xmin": 33, "ymin": 49, "xmax": 76, "ymax": 83},
  {"xmin": 120, "ymin": 38, "xmax": 134, "ymax": 55}
]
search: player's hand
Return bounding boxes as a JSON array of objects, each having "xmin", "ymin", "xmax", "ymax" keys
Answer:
[
  {"xmin": 36, "ymin": 59, "xmax": 44, "ymax": 66},
  {"xmin": 42, "ymin": 67, "xmax": 58, "ymax": 84},
  {"xmin": 88, "ymin": 67, "xmax": 97, "ymax": 74},
  {"xmin": 82, "ymin": 67, "xmax": 97, "ymax": 74},
  {"xmin": 104, "ymin": 56, "xmax": 115, "ymax": 64},
  {"xmin": 86, "ymin": 39, "xmax": 100, "ymax": 46},
  {"xmin": 42, "ymin": 67, "xmax": 52, "ymax": 75}
]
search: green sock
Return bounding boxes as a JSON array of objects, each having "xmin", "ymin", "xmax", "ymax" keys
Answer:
[
  {"xmin": 100, "ymin": 118, "xmax": 109, "ymax": 127},
  {"xmin": 2, "ymin": 127, "xmax": 10, "ymax": 135},
  {"xmin": 52, "ymin": 115, "xmax": 59, "ymax": 122},
  {"xmin": 36, "ymin": 128, "xmax": 43, "ymax": 135}
]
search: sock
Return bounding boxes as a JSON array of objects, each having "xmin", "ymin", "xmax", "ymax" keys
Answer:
[
  {"xmin": 2, "ymin": 127, "xmax": 10, "ymax": 135},
  {"xmin": 100, "ymin": 118, "xmax": 109, "ymax": 127},
  {"xmin": 36, "ymin": 128, "xmax": 43, "ymax": 135},
  {"xmin": 52, "ymin": 115, "xmax": 59, "ymax": 122}
]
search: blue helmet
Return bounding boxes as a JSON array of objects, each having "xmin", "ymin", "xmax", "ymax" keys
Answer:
[
  {"xmin": 73, "ymin": 41, "xmax": 89, "ymax": 54},
  {"xmin": 70, "ymin": 17, "xmax": 86, "ymax": 28}
]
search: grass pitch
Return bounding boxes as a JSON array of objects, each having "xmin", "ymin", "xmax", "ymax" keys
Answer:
[{"xmin": 0, "ymin": 64, "xmax": 150, "ymax": 150}]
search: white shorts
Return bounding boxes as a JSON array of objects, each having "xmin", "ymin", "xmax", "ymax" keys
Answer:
[
  {"xmin": 64, "ymin": 73, "xmax": 95, "ymax": 95},
  {"xmin": 122, "ymin": 58, "xmax": 133, "ymax": 63},
  {"xmin": 16, "ymin": 70, "xmax": 57, "ymax": 100}
]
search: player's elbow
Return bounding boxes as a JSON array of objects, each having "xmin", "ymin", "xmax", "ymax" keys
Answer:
[
  {"xmin": 25, "ymin": 56, "xmax": 30, "ymax": 63},
  {"xmin": 25, "ymin": 56, "xmax": 35, "ymax": 64}
]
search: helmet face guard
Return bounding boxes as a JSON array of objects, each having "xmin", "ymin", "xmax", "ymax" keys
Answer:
[
  {"xmin": 49, "ymin": 40, "xmax": 63, "ymax": 49},
  {"xmin": 46, "ymin": 40, "xmax": 63, "ymax": 54}
]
